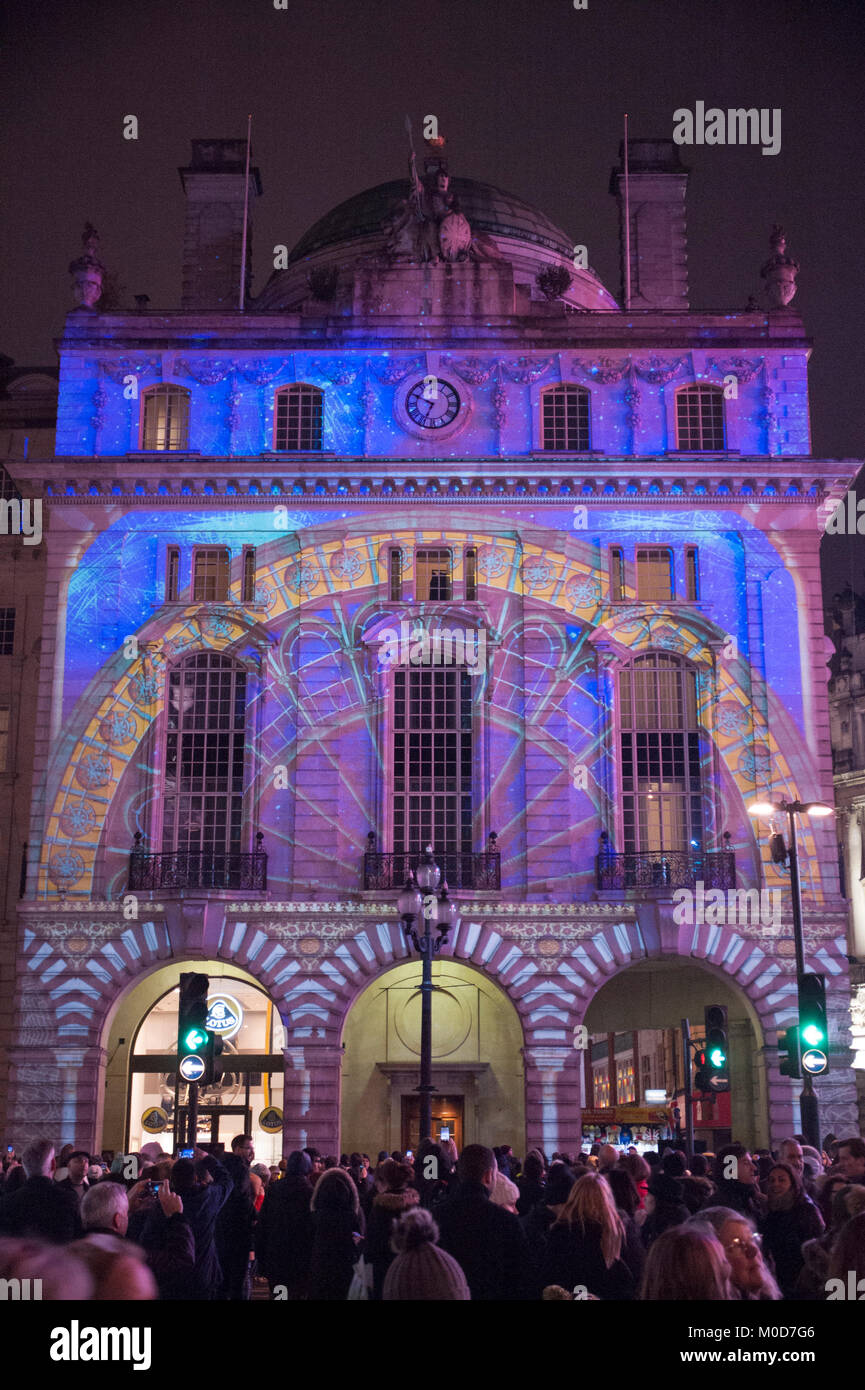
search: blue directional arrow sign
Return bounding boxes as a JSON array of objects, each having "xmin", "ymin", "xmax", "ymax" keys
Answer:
[{"xmin": 179, "ymin": 1054, "xmax": 206, "ymax": 1083}]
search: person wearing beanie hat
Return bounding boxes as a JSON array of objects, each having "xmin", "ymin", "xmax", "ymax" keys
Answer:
[
  {"xmin": 365, "ymin": 1159, "xmax": 419, "ymax": 1299},
  {"xmin": 640, "ymin": 1173, "xmax": 690, "ymax": 1251},
  {"xmin": 383, "ymin": 1207, "xmax": 470, "ymax": 1300}
]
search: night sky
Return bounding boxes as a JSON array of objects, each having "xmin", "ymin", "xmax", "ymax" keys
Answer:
[{"xmin": 2, "ymin": 0, "xmax": 863, "ymax": 595}]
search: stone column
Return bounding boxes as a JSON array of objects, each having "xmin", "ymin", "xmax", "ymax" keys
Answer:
[
  {"xmin": 282, "ymin": 1041, "xmax": 342, "ymax": 1158},
  {"xmin": 523, "ymin": 1044, "xmax": 583, "ymax": 1156},
  {"xmin": 6, "ymin": 1044, "xmax": 106, "ymax": 1151}
]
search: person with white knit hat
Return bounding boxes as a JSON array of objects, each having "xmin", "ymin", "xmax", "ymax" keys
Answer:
[{"xmin": 382, "ymin": 1207, "xmax": 470, "ymax": 1300}]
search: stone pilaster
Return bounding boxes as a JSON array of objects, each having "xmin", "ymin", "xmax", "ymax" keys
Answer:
[
  {"xmin": 523, "ymin": 1044, "xmax": 583, "ymax": 1155},
  {"xmin": 282, "ymin": 1041, "xmax": 343, "ymax": 1158}
]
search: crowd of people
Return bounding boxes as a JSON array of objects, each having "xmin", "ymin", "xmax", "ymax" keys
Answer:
[{"xmin": 0, "ymin": 1132, "xmax": 863, "ymax": 1300}]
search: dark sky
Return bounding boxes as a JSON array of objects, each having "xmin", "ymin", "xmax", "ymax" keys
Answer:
[{"xmin": 2, "ymin": 0, "xmax": 863, "ymax": 595}]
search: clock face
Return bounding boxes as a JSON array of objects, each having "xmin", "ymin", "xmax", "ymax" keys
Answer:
[{"xmin": 405, "ymin": 379, "xmax": 460, "ymax": 429}]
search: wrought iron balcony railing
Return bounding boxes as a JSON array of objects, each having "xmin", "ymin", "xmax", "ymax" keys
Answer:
[
  {"xmin": 364, "ymin": 849, "xmax": 501, "ymax": 892},
  {"xmin": 129, "ymin": 834, "xmax": 267, "ymax": 891},
  {"xmin": 595, "ymin": 849, "xmax": 736, "ymax": 892}
]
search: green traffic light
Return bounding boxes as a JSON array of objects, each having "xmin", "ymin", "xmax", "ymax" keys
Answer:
[
  {"xmin": 709, "ymin": 1047, "xmax": 726, "ymax": 1068},
  {"xmin": 801, "ymin": 1023, "xmax": 824, "ymax": 1047},
  {"xmin": 184, "ymin": 1027, "xmax": 207, "ymax": 1050}
]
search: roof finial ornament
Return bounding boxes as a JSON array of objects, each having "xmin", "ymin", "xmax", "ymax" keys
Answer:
[
  {"xmin": 68, "ymin": 222, "xmax": 105, "ymax": 310},
  {"xmin": 760, "ymin": 224, "xmax": 799, "ymax": 308}
]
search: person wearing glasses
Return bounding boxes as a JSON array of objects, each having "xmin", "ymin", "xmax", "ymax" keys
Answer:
[{"xmin": 689, "ymin": 1206, "xmax": 781, "ymax": 1300}]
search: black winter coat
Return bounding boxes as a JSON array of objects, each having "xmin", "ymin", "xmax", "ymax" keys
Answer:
[
  {"xmin": 436, "ymin": 1181, "xmax": 529, "ymax": 1301},
  {"xmin": 760, "ymin": 1197, "xmax": 824, "ymax": 1298},
  {"xmin": 256, "ymin": 1176, "xmax": 315, "ymax": 1296},
  {"xmin": 0, "ymin": 1176, "xmax": 82, "ymax": 1244},
  {"xmin": 539, "ymin": 1218, "xmax": 636, "ymax": 1300},
  {"xmin": 181, "ymin": 1157, "xmax": 234, "ymax": 1300},
  {"xmin": 215, "ymin": 1154, "xmax": 256, "ymax": 1300},
  {"xmin": 365, "ymin": 1190, "xmax": 419, "ymax": 1299},
  {"xmin": 307, "ymin": 1206, "xmax": 362, "ymax": 1300}
]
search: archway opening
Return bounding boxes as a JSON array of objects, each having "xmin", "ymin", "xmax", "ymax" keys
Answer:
[
  {"xmin": 102, "ymin": 959, "xmax": 285, "ymax": 1163},
  {"xmin": 340, "ymin": 959, "xmax": 525, "ymax": 1157},
  {"xmin": 583, "ymin": 957, "xmax": 767, "ymax": 1153}
]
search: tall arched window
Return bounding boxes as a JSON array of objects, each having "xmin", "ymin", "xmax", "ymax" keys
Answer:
[
  {"xmin": 618, "ymin": 653, "xmax": 703, "ymax": 855},
  {"xmin": 675, "ymin": 384, "xmax": 725, "ymax": 451},
  {"xmin": 141, "ymin": 385, "xmax": 190, "ymax": 450},
  {"xmin": 274, "ymin": 383, "xmax": 323, "ymax": 450},
  {"xmin": 162, "ymin": 653, "xmax": 247, "ymax": 868},
  {"xmin": 541, "ymin": 384, "xmax": 590, "ymax": 451}
]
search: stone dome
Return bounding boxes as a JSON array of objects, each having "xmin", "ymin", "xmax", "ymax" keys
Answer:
[{"xmin": 254, "ymin": 176, "xmax": 619, "ymax": 313}]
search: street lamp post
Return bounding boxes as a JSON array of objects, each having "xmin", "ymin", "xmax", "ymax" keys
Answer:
[
  {"xmin": 747, "ymin": 798, "xmax": 833, "ymax": 1149},
  {"xmin": 397, "ymin": 846, "xmax": 460, "ymax": 1143}
]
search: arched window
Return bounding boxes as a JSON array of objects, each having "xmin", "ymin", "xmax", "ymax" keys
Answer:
[
  {"xmin": 141, "ymin": 385, "xmax": 190, "ymax": 451},
  {"xmin": 541, "ymin": 384, "xmax": 590, "ymax": 451},
  {"xmin": 274, "ymin": 383, "xmax": 323, "ymax": 451},
  {"xmin": 162, "ymin": 653, "xmax": 247, "ymax": 867},
  {"xmin": 618, "ymin": 653, "xmax": 703, "ymax": 855},
  {"xmin": 675, "ymin": 384, "xmax": 725, "ymax": 451}
]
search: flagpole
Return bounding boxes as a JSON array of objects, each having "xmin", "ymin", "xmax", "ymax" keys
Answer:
[
  {"xmin": 623, "ymin": 113, "xmax": 631, "ymax": 312},
  {"xmin": 239, "ymin": 114, "xmax": 252, "ymax": 313}
]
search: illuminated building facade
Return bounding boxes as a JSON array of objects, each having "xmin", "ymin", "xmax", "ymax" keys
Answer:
[{"xmin": 2, "ymin": 134, "xmax": 861, "ymax": 1158}]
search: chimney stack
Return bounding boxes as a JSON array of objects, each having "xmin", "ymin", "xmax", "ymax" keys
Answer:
[
  {"xmin": 610, "ymin": 139, "xmax": 689, "ymax": 310},
  {"xmin": 179, "ymin": 139, "xmax": 262, "ymax": 312}
]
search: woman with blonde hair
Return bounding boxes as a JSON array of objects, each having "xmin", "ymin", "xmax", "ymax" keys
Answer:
[
  {"xmin": 639, "ymin": 1224, "xmax": 736, "ymax": 1300},
  {"xmin": 538, "ymin": 1171, "xmax": 635, "ymax": 1299}
]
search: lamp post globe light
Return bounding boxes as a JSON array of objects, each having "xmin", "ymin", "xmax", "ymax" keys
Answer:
[
  {"xmin": 398, "ymin": 845, "xmax": 461, "ymax": 1143},
  {"xmin": 746, "ymin": 798, "xmax": 834, "ymax": 1148}
]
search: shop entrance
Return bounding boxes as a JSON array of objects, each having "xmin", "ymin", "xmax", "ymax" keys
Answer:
[
  {"xmin": 175, "ymin": 1105, "xmax": 250, "ymax": 1151},
  {"xmin": 400, "ymin": 1095, "xmax": 464, "ymax": 1154}
]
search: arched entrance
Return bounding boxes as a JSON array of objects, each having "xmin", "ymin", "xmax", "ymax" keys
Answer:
[
  {"xmin": 583, "ymin": 957, "xmax": 769, "ymax": 1151},
  {"xmin": 102, "ymin": 960, "xmax": 285, "ymax": 1162},
  {"xmin": 340, "ymin": 959, "xmax": 526, "ymax": 1156}
]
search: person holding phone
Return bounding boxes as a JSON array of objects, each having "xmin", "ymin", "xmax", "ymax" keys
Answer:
[{"xmin": 124, "ymin": 1177, "xmax": 195, "ymax": 1301}]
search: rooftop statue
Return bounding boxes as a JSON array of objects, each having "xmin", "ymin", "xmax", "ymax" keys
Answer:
[{"xmin": 381, "ymin": 119, "xmax": 502, "ymax": 265}]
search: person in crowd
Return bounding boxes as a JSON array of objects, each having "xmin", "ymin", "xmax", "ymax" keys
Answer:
[
  {"xmin": 825, "ymin": 1210, "xmax": 865, "ymax": 1297},
  {"xmin": 308, "ymin": 1166, "xmax": 364, "ymax": 1300},
  {"xmin": 364, "ymin": 1158, "xmax": 419, "ymax": 1299},
  {"xmin": 603, "ymin": 1167, "xmax": 645, "ymax": 1284},
  {"xmin": 439, "ymin": 1138, "xmax": 459, "ymax": 1171},
  {"xmin": 56, "ymin": 1150, "xmax": 91, "ymax": 1205},
  {"xmin": 1, "ymin": 1163, "xmax": 26, "ymax": 1198},
  {"xmin": 516, "ymin": 1149, "xmax": 545, "ymax": 1217},
  {"xmin": 684, "ymin": 1153, "xmax": 715, "ymax": 1208},
  {"xmin": 349, "ymin": 1152, "xmax": 373, "ymax": 1205},
  {"xmin": 777, "ymin": 1138, "xmax": 805, "ymax": 1179},
  {"xmin": 693, "ymin": 1206, "xmax": 781, "ymax": 1300},
  {"xmin": 125, "ymin": 1176, "xmax": 195, "ymax": 1301},
  {"xmin": 522, "ymin": 1161, "xmax": 576, "ymax": 1274},
  {"xmin": 539, "ymin": 1171, "xmax": 635, "ymax": 1300},
  {"xmin": 383, "ymin": 1207, "xmax": 470, "ymax": 1300},
  {"xmin": 711, "ymin": 1144, "xmax": 766, "ymax": 1221},
  {"xmin": 339, "ymin": 1154, "xmax": 349, "ymax": 1168},
  {"xmin": 169, "ymin": 1152, "xmax": 233, "ymax": 1301},
  {"xmin": 436, "ymin": 1144, "xmax": 529, "ymax": 1301},
  {"xmin": 256, "ymin": 1150, "xmax": 315, "ymax": 1299},
  {"xmin": 0, "ymin": 1139, "xmax": 82, "ymax": 1243},
  {"xmin": 0, "ymin": 1236, "xmax": 94, "ymax": 1299},
  {"xmin": 640, "ymin": 1173, "xmax": 690, "ymax": 1249},
  {"xmin": 69, "ymin": 1182, "xmax": 157, "ymax": 1299},
  {"xmin": 323, "ymin": 1155, "xmax": 339, "ymax": 1170},
  {"xmin": 639, "ymin": 1224, "xmax": 735, "ymax": 1300},
  {"xmin": 249, "ymin": 1172, "xmax": 265, "ymax": 1213},
  {"xmin": 302, "ymin": 1147, "xmax": 324, "ymax": 1177},
  {"xmin": 53, "ymin": 1143, "xmax": 75, "ymax": 1182},
  {"xmin": 760, "ymin": 1160, "xmax": 824, "ymax": 1298},
  {"xmin": 413, "ymin": 1138, "xmax": 452, "ymax": 1212},
  {"xmin": 835, "ymin": 1137, "xmax": 865, "ymax": 1185},
  {"xmin": 490, "ymin": 1153, "xmax": 520, "ymax": 1212},
  {"xmin": 620, "ymin": 1150, "xmax": 651, "ymax": 1217},
  {"xmin": 661, "ymin": 1149, "xmax": 688, "ymax": 1179},
  {"xmin": 597, "ymin": 1143, "xmax": 618, "ymax": 1174},
  {"xmin": 216, "ymin": 1135, "xmax": 257, "ymax": 1300},
  {"xmin": 794, "ymin": 1183, "xmax": 865, "ymax": 1299}
]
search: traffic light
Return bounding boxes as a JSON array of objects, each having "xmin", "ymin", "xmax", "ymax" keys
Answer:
[
  {"xmin": 778, "ymin": 1023, "xmax": 801, "ymax": 1079},
  {"xmin": 177, "ymin": 972, "xmax": 209, "ymax": 1084},
  {"xmin": 798, "ymin": 973, "xmax": 829, "ymax": 1076},
  {"xmin": 693, "ymin": 1046, "xmax": 711, "ymax": 1094},
  {"xmin": 201, "ymin": 1029, "xmax": 224, "ymax": 1087},
  {"xmin": 703, "ymin": 1004, "xmax": 730, "ymax": 1093}
]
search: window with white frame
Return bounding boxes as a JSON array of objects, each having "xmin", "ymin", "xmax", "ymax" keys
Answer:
[
  {"xmin": 415, "ymin": 548, "xmax": 452, "ymax": 601},
  {"xmin": 675, "ymin": 384, "xmax": 725, "ymax": 451},
  {"xmin": 274, "ymin": 384, "xmax": 323, "ymax": 451},
  {"xmin": 162, "ymin": 653, "xmax": 247, "ymax": 859},
  {"xmin": 141, "ymin": 385, "xmax": 190, "ymax": 451},
  {"xmin": 192, "ymin": 548, "xmax": 230, "ymax": 602},
  {"xmin": 619, "ymin": 653, "xmax": 703, "ymax": 855},
  {"xmin": 392, "ymin": 668, "xmax": 473, "ymax": 861},
  {"xmin": 541, "ymin": 384, "xmax": 590, "ymax": 451},
  {"xmin": 636, "ymin": 547, "xmax": 673, "ymax": 601}
]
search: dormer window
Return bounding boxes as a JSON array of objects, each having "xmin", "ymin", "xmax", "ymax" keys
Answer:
[
  {"xmin": 274, "ymin": 384, "xmax": 323, "ymax": 451},
  {"xmin": 141, "ymin": 385, "xmax": 190, "ymax": 451},
  {"xmin": 675, "ymin": 384, "xmax": 725, "ymax": 451}
]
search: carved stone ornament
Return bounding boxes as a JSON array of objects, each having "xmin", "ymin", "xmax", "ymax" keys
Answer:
[
  {"xmin": 313, "ymin": 360, "xmax": 359, "ymax": 385},
  {"xmin": 445, "ymin": 357, "xmax": 496, "ymax": 385},
  {"xmin": 707, "ymin": 356, "xmax": 765, "ymax": 384},
  {"xmin": 572, "ymin": 357, "xmax": 630, "ymax": 384},
  {"xmin": 98, "ymin": 357, "xmax": 160, "ymax": 383},
  {"xmin": 633, "ymin": 356, "xmax": 689, "ymax": 385},
  {"xmin": 761, "ymin": 225, "xmax": 800, "ymax": 308},
  {"xmin": 238, "ymin": 360, "xmax": 292, "ymax": 386},
  {"xmin": 175, "ymin": 359, "xmax": 236, "ymax": 385},
  {"xmin": 372, "ymin": 357, "xmax": 425, "ymax": 384},
  {"xmin": 503, "ymin": 356, "xmax": 554, "ymax": 384},
  {"xmin": 68, "ymin": 222, "xmax": 105, "ymax": 308}
]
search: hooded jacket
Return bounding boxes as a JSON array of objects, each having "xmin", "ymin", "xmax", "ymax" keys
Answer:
[{"xmin": 365, "ymin": 1188, "xmax": 420, "ymax": 1299}]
